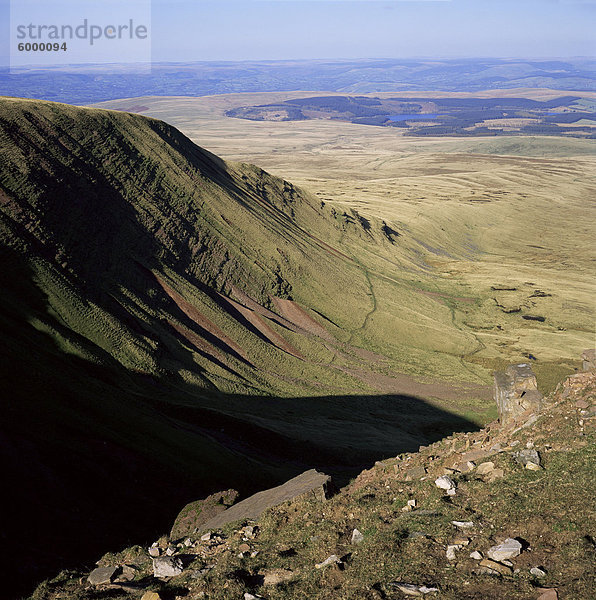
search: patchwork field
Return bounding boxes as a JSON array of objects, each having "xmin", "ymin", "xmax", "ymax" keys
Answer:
[
  {"xmin": 225, "ymin": 93, "xmax": 596, "ymax": 137},
  {"xmin": 94, "ymin": 90, "xmax": 596, "ymax": 397}
]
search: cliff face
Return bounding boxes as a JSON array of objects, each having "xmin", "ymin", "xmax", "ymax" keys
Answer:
[{"xmin": 31, "ymin": 369, "xmax": 596, "ymax": 600}]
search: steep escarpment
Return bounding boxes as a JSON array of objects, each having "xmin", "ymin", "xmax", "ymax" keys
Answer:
[
  {"xmin": 0, "ymin": 98, "xmax": 485, "ymax": 599},
  {"xmin": 0, "ymin": 97, "xmax": 409, "ymax": 390}
]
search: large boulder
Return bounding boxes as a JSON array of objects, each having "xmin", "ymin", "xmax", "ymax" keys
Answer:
[
  {"xmin": 494, "ymin": 364, "xmax": 543, "ymax": 424},
  {"xmin": 170, "ymin": 489, "xmax": 238, "ymax": 540},
  {"xmin": 199, "ymin": 469, "xmax": 331, "ymax": 532}
]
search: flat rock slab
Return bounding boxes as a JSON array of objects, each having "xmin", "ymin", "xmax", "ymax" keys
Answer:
[
  {"xmin": 405, "ymin": 466, "xmax": 426, "ymax": 480},
  {"xmin": 88, "ymin": 566, "xmax": 119, "ymax": 586},
  {"xmin": 200, "ymin": 469, "xmax": 331, "ymax": 532},
  {"xmin": 458, "ymin": 448, "xmax": 498, "ymax": 464},
  {"xmin": 262, "ymin": 568, "xmax": 295, "ymax": 585}
]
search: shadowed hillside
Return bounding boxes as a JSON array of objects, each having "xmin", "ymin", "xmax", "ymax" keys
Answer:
[{"xmin": 0, "ymin": 98, "xmax": 485, "ymax": 599}]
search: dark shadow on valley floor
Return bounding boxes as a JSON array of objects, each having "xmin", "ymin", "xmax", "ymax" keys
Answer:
[{"xmin": 0, "ymin": 248, "xmax": 479, "ymax": 599}]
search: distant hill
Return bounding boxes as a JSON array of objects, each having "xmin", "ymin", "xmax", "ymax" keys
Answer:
[{"xmin": 1, "ymin": 58, "xmax": 594, "ymax": 105}]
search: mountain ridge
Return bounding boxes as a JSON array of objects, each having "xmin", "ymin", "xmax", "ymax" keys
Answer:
[{"xmin": 0, "ymin": 97, "xmax": 487, "ymax": 598}]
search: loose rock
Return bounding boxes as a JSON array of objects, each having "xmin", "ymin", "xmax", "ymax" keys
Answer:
[
  {"xmin": 470, "ymin": 551, "xmax": 483, "ymax": 560},
  {"xmin": 454, "ymin": 461, "xmax": 476, "ymax": 473},
  {"xmin": 476, "ymin": 462, "xmax": 495, "ymax": 476},
  {"xmin": 390, "ymin": 583, "xmax": 422, "ymax": 596},
  {"xmin": 152, "ymin": 556, "xmax": 184, "ymax": 578},
  {"xmin": 479, "ymin": 558, "xmax": 513, "ymax": 575},
  {"xmin": 387, "ymin": 582, "xmax": 438, "ymax": 596},
  {"xmin": 487, "ymin": 538, "xmax": 522, "ymax": 561},
  {"xmin": 514, "ymin": 448, "xmax": 541, "ymax": 468},
  {"xmin": 115, "ymin": 564, "xmax": 138, "ymax": 582},
  {"xmin": 88, "ymin": 566, "xmax": 119, "ymax": 586},
  {"xmin": 315, "ymin": 554, "xmax": 341, "ymax": 569},
  {"xmin": 242, "ymin": 525, "xmax": 258, "ymax": 539},
  {"xmin": 530, "ymin": 567, "xmax": 547, "ymax": 578},
  {"xmin": 536, "ymin": 589, "xmax": 558, "ymax": 600},
  {"xmin": 446, "ymin": 544, "xmax": 462, "ymax": 561},
  {"xmin": 435, "ymin": 476, "xmax": 456, "ymax": 491},
  {"xmin": 351, "ymin": 528, "xmax": 364, "ymax": 544}
]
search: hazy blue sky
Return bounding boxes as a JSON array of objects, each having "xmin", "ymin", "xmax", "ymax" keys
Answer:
[
  {"xmin": 151, "ymin": 0, "xmax": 596, "ymax": 61},
  {"xmin": 1, "ymin": 0, "xmax": 594, "ymax": 68}
]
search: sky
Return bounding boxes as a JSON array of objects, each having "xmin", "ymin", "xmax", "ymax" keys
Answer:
[
  {"xmin": 1, "ymin": 0, "xmax": 595, "ymax": 69},
  {"xmin": 152, "ymin": 0, "xmax": 595, "ymax": 61}
]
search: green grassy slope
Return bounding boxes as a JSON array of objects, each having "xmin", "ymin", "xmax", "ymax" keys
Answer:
[
  {"xmin": 0, "ymin": 97, "xmax": 367, "ymax": 392},
  {"xmin": 0, "ymin": 98, "xmax": 489, "ymax": 599}
]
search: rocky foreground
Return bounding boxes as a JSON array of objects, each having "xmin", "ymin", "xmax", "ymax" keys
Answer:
[{"xmin": 31, "ymin": 361, "xmax": 595, "ymax": 600}]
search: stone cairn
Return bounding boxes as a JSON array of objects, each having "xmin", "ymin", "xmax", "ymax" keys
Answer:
[{"xmin": 494, "ymin": 363, "xmax": 543, "ymax": 425}]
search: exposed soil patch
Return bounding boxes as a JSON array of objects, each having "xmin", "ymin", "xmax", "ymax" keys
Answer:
[
  {"xmin": 272, "ymin": 297, "xmax": 335, "ymax": 341},
  {"xmin": 229, "ymin": 285, "xmax": 299, "ymax": 332},
  {"xmin": 155, "ymin": 274, "xmax": 252, "ymax": 364},
  {"xmin": 227, "ymin": 296, "xmax": 305, "ymax": 359}
]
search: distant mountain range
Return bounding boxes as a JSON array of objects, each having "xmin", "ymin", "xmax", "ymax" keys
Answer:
[{"xmin": 2, "ymin": 58, "xmax": 595, "ymax": 105}]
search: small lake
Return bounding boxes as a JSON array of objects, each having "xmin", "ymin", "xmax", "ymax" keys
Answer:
[{"xmin": 388, "ymin": 113, "xmax": 441, "ymax": 121}]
